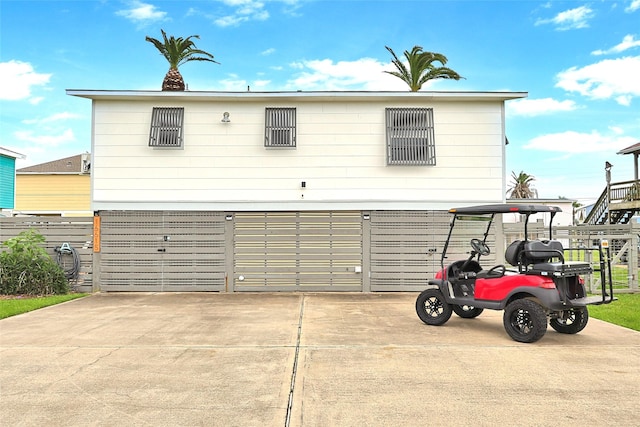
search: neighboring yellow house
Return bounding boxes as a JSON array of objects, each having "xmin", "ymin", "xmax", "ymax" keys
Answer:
[{"xmin": 15, "ymin": 153, "xmax": 91, "ymax": 217}]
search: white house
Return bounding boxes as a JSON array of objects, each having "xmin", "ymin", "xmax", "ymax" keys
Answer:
[
  {"xmin": 505, "ymin": 199, "xmax": 576, "ymax": 227},
  {"xmin": 67, "ymin": 90, "xmax": 525, "ymax": 292}
]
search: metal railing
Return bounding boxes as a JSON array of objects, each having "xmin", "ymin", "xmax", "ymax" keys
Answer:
[{"xmin": 584, "ymin": 180, "xmax": 640, "ymax": 224}]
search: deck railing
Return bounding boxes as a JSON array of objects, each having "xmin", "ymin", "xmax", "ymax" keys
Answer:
[{"xmin": 584, "ymin": 180, "xmax": 640, "ymax": 224}]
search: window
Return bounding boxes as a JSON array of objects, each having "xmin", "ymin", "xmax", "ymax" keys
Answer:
[
  {"xmin": 385, "ymin": 107, "xmax": 435, "ymax": 165},
  {"xmin": 265, "ymin": 108, "xmax": 296, "ymax": 148},
  {"xmin": 149, "ymin": 107, "xmax": 184, "ymax": 148}
]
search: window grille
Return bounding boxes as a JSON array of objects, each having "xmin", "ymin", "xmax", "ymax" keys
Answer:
[
  {"xmin": 265, "ymin": 108, "xmax": 296, "ymax": 148},
  {"xmin": 149, "ymin": 107, "xmax": 184, "ymax": 148},
  {"xmin": 385, "ymin": 108, "xmax": 435, "ymax": 165}
]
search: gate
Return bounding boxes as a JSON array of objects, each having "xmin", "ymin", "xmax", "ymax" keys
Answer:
[
  {"xmin": 97, "ymin": 211, "xmax": 226, "ymax": 291},
  {"xmin": 232, "ymin": 212, "xmax": 363, "ymax": 291}
]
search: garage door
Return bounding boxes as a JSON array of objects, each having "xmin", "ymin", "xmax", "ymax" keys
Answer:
[
  {"xmin": 232, "ymin": 211, "xmax": 363, "ymax": 291},
  {"xmin": 369, "ymin": 210, "xmax": 497, "ymax": 291},
  {"xmin": 98, "ymin": 211, "xmax": 226, "ymax": 291}
]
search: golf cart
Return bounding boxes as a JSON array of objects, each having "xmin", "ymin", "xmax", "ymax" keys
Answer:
[{"xmin": 416, "ymin": 204, "xmax": 615, "ymax": 343}]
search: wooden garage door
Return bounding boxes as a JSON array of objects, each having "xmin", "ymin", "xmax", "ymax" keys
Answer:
[
  {"xmin": 369, "ymin": 211, "xmax": 498, "ymax": 291},
  {"xmin": 98, "ymin": 211, "xmax": 226, "ymax": 291},
  {"xmin": 232, "ymin": 212, "xmax": 363, "ymax": 291}
]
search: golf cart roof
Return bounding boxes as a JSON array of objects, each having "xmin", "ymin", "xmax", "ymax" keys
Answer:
[{"xmin": 448, "ymin": 204, "xmax": 562, "ymax": 215}]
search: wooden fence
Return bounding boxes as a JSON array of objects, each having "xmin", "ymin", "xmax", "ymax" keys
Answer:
[
  {"xmin": 1, "ymin": 214, "xmax": 639, "ymax": 294},
  {"xmin": 505, "ymin": 221, "xmax": 640, "ymax": 292},
  {"xmin": 0, "ymin": 217, "xmax": 94, "ymax": 292}
]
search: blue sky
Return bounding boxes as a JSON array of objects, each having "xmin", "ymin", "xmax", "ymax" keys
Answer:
[{"xmin": 1, "ymin": 0, "xmax": 639, "ymax": 204}]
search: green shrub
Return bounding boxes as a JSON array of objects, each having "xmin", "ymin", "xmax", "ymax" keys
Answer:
[{"xmin": 0, "ymin": 229, "xmax": 69, "ymax": 295}]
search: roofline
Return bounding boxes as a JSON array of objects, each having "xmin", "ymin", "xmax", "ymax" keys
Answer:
[
  {"xmin": 66, "ymin": 89, "xmax": 527, "ymax": 102},
  {"xmin": 16, "ymin": 172, "xmax": 87, "ymax": 175},
  {"xmin": 449, "ymin": 204, "xmax": 562, "ymax": 215},
  {"xmin": 507, "ymin": 198, "xmax": 577, "ymax": 204},
  {"xmin": 0, "ymin": 147, "xmax": 26, "ymax": 159},
  {"xmin": 617, "ymin": 141, "xmax": 640, "ymax": 155}
]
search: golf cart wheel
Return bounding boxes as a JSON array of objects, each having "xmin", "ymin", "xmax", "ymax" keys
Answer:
[
  {"xmin": 452, "ymin": 304, "xmax": 484, "ymax": 319},
  {"xmin": 416, "ymin": 289, "xmax": 452, "ymax": 326},
  {"xmin": 549, "ymin": 308, "xmax": 589, "ymax": 334},
  {"xmin": 503, "ymin": 299, "xmax": 547, "ymax": 343}
]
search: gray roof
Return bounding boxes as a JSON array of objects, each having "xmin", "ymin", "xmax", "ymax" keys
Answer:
[{"xmin": 17, "ymin": 154, "xmax": 89, "ymax": 174}]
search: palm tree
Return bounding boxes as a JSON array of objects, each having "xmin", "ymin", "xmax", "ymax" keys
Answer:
[
  {"xmin": 145, "ymin": 29, "xmax": 219, "ymax": 91},
  {"xmin": 507, "ymin": 171, "xmax": 538, "ymax": 199},
  {"xmin": 384, "ymin": 45, "xmax": 464, "ymax": 91}
]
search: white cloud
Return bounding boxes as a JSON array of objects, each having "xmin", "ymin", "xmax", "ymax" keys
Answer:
[
  {"xmin": 616, "ymin": 95, "xmax": 633, "ymax": 106},
  {"xmin": 261, "ymin": 48, "xmax": 276, "ymax": 56},
  {"xmin": 0, "ymin": 60, "xmax": 51, "ymax": 101},
  {"xmin": 215, "ymin": 15, "xmax": 248, "ymax": 26},
  {"xmin": 22, "ymin": 112, "xmax": 81, "ymax": 125},
  {"xmin": 592, "ymin": 34, "xmax": 640, "ymax": 55},
  {"xmin": 285, "ymin": 58, "xmax": 409, "ymax": 91},
  {"xmin": 116, "ymin": 1, "xmax": 167, "ymax": 24},
  {"xmin": 609, "ymin": 126, "xmax": 624, "ymax": 135},
  {"xmin": 524, "ymin": 130, "xmax": 636, "ymax": 153},
  {"xmin": 626, "ymin": 0, "xmax": 640, "ymax": 13},
  {"xmin": 556, "ymin": 56, "xmax": 640, "ymax": 105},
  {"xmin": 14, "ymin": 129, "xmax": 76, "ymax": 146},
  {"xmin": 252, "ymin": 79, "xmax": 271, "ymax": 89},
  {"xmin": 218, "ymin": 75, "xmax": 248, "ymax": 91},
  {"xmin": 507, "ymin": 98, "xmax": 578, "ymax": 116},
  {"xmin": 535, "ymin": 6, "xmax": 594, "ymax": 30},
  {"xmin": 214, "ymin": 0, "xmax": 269, "ymax": 27}
]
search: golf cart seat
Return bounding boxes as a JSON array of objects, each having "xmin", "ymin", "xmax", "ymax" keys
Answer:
[
  {"xmin": 447, "ymin": 260, "xmax": 482, "ymax": 281},
  {"xmin": 505, "ymin": 240, "xmax": 526, "ymax": 266},
  {"xmin": 447, "ymin": 259, "xmax": 505, "ymax": 283},
  {"xmin": 505, "ymin": 239, "xmax": 563, "ymax": 266},
  {"xmin": 506, "ymin": 239, "xmax": 592, "ymax": 277},
  {"xmin": 524, "ymin": 239, "xmax": 564, "ymax": 262}
]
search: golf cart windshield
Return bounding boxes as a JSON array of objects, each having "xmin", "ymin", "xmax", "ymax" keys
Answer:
[{"xmin": 441, "ymin": 204, "xmax": 563, "ymax": 271}]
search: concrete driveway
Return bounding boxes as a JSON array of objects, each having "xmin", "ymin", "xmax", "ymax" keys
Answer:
[{"xmin": 1, "ymin": 293, "xmax": 639, "ymax": 426}]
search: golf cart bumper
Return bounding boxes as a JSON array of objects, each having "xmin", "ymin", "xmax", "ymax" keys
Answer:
[
  {"xmin": 562, "ymin": 295, "xmax": 617, "ymax": 307},
  {"xmin": 535, "ymin": 289, "xmax": 614, "ymax": 310}
]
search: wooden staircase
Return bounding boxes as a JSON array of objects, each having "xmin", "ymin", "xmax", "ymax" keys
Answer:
[{"xmin": 584, "ymin": 180, "xmax": 640, "ymax": 224}]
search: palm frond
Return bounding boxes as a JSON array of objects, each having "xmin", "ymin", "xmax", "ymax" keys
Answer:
[
  {"xmin": 146, "ymin": 29, "xmax": 219, "ymax": 69},
  {"xmin": 384, "ymin": 45, "xmax": 463, "ymax": 91}
]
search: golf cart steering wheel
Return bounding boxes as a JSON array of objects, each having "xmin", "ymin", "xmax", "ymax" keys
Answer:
[{"xmin": 470, "ymin": 238, "xmax": 491, "ymax": 256}]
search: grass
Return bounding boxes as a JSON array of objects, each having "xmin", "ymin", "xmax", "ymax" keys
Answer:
[
  {"xmin": 0, "ymin": 293, "xmax": 88, "ymax": 319},
  {"xmin": 0, "ymin": 292, "xmax": 637, "ymax": 332},
  {"xmin": 588, "ymin": 293, "xmax": 640, "ymax": 331}
]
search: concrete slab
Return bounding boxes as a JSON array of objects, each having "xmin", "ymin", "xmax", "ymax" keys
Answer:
[
  {"xmin": 291, "ymin": 294, "xmax": 640, "ymax": 426},
  {"xmin": 1, "ymin": 292, "xmax": 639, "ymax": 426}
]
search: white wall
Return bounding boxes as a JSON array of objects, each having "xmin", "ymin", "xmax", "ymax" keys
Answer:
[
  {"xmin": 504, "ymin": 199, "xmax": 576, "ymax": 226},
  {"xmin": 87, "ymin": 93, "xmax": 517, "ymax": 211}
]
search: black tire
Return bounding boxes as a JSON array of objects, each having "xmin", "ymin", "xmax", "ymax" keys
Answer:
[
  {"xmin": 503, "ymin": 299, "xmax": 547, "ymax": 343},
  {"xmin": 549, "ymin": 308, "xmax": 589, "ymax": 334},
  {"xmin": 416, "ymin": 289, "xmax": 452, "ymax": 326},
  {"xmin": 452, "ymin": 304, "xmax": 484, "ymax": 319}
]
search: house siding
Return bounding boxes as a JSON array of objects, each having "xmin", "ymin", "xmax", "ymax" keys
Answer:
[
  {"xmin": 0, "ymin": 154, "xmax": 17, "ymax": 209},
  {"xmin": 90, "ymin": 97, "xmax": 508, "ymax": 211},
  {"xmin": 15, "ymin": 174, "xmax": 91, "ymax": 216}
]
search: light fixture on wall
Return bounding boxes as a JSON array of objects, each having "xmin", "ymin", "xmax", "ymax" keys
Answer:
[{"xmin": 221, "ymin": 112, "xmax": 231, "ymax": 123}]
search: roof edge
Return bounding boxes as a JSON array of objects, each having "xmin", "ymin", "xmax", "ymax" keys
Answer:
[
  {"xmin": 66, "ymin": 89, "xmax": 527, "ymax": 102},
  {"xmin": 0, "ymin": 147, "xmax": 26, "ymax": 159}
]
